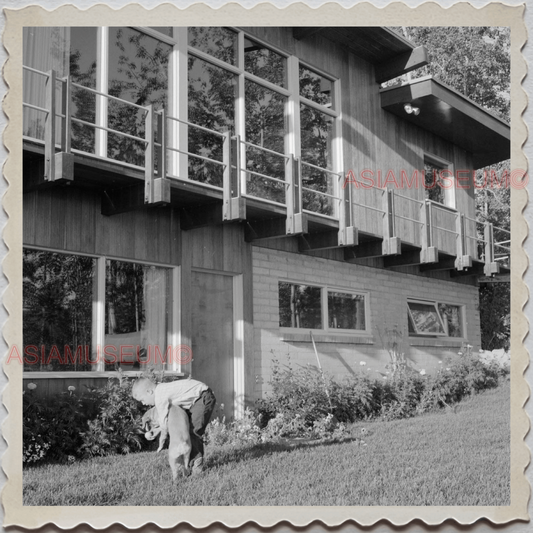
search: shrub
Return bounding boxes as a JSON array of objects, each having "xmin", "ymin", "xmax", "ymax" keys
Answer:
[
  {"xmin": 23, "ymin": 388, "xmax": 89, "ymax": 464},
  {"xmin": 79, "ymin": 377, "xmax": 145, "ymax": 457},
  {"xmin": 206, "ymin": 408, "xmax": 263, "ymax": 447}
]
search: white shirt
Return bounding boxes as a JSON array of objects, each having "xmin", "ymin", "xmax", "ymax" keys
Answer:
[{"xmin": 154, "ymin": 378, "xmax": 208, "ymax": 428}]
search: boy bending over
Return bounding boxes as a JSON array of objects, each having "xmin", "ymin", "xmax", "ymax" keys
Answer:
[{"xmin": 132, "ymin": 377, "xmax": 216, "ymax": 474}]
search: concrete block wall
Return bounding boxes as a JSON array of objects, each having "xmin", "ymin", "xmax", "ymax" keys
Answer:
[{"xmin": 252, "ymin": 246, "xmax": 481, "ymax": 400}]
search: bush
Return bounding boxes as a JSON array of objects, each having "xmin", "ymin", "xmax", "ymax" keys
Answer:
[
  {"xmin": 23, "ymin": 388, "xmax": 89, "ymax": 464},
  {"xmin": 259, "ymin": 352, "xmax": 504, "ymax": 427},
  {"xmin": 79, "ymin": 377, "xmax": 145, "ymax": 457},
  {"xmin": 23, "ymin": 375, "xmax": 150, "ymax": 464}
]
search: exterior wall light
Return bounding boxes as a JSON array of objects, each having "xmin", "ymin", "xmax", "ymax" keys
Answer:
[{"xmin": 404, "ymin": 103, "xmax": 420, "ymax": 116}]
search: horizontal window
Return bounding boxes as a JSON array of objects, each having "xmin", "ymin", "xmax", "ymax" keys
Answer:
[
  {"xmin": 407, "ymin": 299, "xmax": 464, "ymax": 338},
  {"xmin": 23, "ymin": 248, "xmax": 174, "ymax": 372},
  {"xmin": 279, "ymin": 281, "xmax": 367, "ymax": 333}
]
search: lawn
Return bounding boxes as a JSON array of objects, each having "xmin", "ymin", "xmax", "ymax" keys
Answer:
[{"xmin": 23, "ymin": 381, "xmax": 510, "ymax": 506}]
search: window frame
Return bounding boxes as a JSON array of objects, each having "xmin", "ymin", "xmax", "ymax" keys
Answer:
[
  {"xmin": 278, "ymin": 279, "xmax": 370, "ymax": 335},
  {"xmin": 22, "ymin": 245, "xmax": 182, "ymax": 377},
  {"xmin": 407, "ymin": 298, "xmax": 465, "ymax": 339},
  {"xmin": 424, "ymin": 152, "xmax": 456, "ymax": 209}
]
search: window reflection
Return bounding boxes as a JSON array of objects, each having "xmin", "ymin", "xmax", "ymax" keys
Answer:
[
  {"xmin": 188, "ymin": 27, "xmax": 237, "ymax": 66},
  {"xmin": 188, "ymin": 56, "xmax": 236, "ymax": 186},
  {"xmin": 244, "ymin": 37, "xmax": 286, "ymax": 87},
  {"xmin": 108, "ymin": 28, "xmax": 171, "ymax": 166},
  {"xmin": 23, "ymin": 249, "xmax": 94, "ymax": 372},
  {"xmin": 328, "ymin": 292, "xmax": 366, "ymax": 330},
  {"xmin": 299, "ymin": 66, "xmax": 332, "ymax": 107},
  {"xmin": 105, "ymin": 260, "xmax": 170, "ymax": 371},
  {"xmin": 279, "ymin": 282, "xmax": 322, "ymax": 329},
  {"xmin": 245, "ymin": 80, "xmax": 287, "ymax": 203}
]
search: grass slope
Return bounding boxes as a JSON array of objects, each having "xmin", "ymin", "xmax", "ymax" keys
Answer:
[{"xmin": 23, "ymin": 382, "xmax": 510, "ymax": 506}]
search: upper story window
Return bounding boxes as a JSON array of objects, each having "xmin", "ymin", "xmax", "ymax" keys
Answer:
[
  {"xmin": 23, "ymin": 27, "xmax": 342, "ymax": 213},
  {"xmin": 188, "ymin": 27, "xmax": 238, "ymax": 66},
  {"xmin": 424, "ymin": 153, "xmax": 455, "ymax": 208},
  {"xmin": 279, "ymin": 281, "xmax": 368, "ymax": 333},
  {"xmin": 244, "ymin": 37, "xmax": 287, "ymax": 87}
]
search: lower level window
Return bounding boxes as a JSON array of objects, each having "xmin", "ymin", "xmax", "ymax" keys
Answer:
[
  {"xmin": 23, "ymin": 248, "xmax": 173, "ymax": 372},
  {"xmin": 23, "ymin": 249, "xmax": 94, "ymax": 371},
  {"xmin": 279, "ymin": 281, "xmax": 367, "ymax": 332},
  {"xmin": 407, "ymin": 299, "xmax": 463, "ymax": 338}
]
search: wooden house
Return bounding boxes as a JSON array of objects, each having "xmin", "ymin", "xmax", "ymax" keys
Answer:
[{"xmin": 22, "ymin": 26, "xmax": 510, "ymax": 418}]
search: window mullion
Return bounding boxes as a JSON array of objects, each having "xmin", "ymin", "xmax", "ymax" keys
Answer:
[
  {"xmin": 92, "ymin": 256, "xmax": 106, "ymax": 372},
  {"xmin": 236, "ymin": 31, "xmax": 246, "ymax": 194},
  {"xmin": 287, "ymin": 55, "xmax": 300, "ymax": 159},
  {"xmin": 171, "ymin": 27, "xmax": 188, "ymax": 179},
  {"xmin": 95, "ymin": 27, "xmax": 109, "ymax": 158}
]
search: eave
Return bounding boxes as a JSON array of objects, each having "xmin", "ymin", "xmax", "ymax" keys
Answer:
[
  {"xmin": 380, "ymin": 77, "xmax": 511, "ymax": 169},
  {"xmin": 292, "ymin": 27, "xmax": 429, "ymax": 82}
]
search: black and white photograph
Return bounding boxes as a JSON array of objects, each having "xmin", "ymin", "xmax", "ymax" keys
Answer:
[{"xmin": 1, "ymin": 1, "xmax": 529, "ymax": 529}]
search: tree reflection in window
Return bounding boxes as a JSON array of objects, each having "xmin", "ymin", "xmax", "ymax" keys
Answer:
[
  {"xmin": 105, "ymin": 260, "xmax": 169, "ymax": 371},
  {"xmin": 424, "ymin": 162, "xmax": 446, "ymax": 204},
  {"xmin": 188, "ymin": 27, "xmax": 238, "ymax": 66},
  {"xmin": 188, "ymin": 56, "xmax": 236, "ymax": 186},
  {"xmin": 23, "ymin": 250, "xmax": 94, "ymax": 372},
  {"xmin": 438, "ymin": 303, "xmax": 463, "ymax": 337},
  {"xmin": 279, "ymin": 282, "xmax": 322, "ymax": 329},
  {"xmin": 328, "ymin": 291, "xmax": 366, "ymax": 330},
  {"xmin": 245, "ymin": 80, "xmax": 287, "ymax": 203},
  {"xmin": 107, "ymin": 28, "xmax": 171, "ymax": 166},
  {"xmin": 244, "ymin": 37, "xmax": 286, "ymax": 87},
  {"xmin": 300, "ymin": 104, "xmax": 334, "ymax": 215}
]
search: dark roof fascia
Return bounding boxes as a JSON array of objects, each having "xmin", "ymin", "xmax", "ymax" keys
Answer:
[{"xmin": 380, "ymin": 77, "xmax": 510, "ymax": 168}]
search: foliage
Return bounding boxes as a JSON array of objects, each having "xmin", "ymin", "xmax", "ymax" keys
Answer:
[
  {"xmin": 258, "ymin": 352, "xmax": 503, "ymax": 428},
  {"xmin": 395, "ymin": 27, "xmax": 510, "ymax": 122},
  {"xmin": 23, "ymin": 388, "xmax": 89, "ymax": 464},
  {"xmin": 23, "ymin": 376, "xmax": 149, "ymax": 464},
  {"xmin": 79, "ymin": 377, "xmax": 145, "ymax": 457}
]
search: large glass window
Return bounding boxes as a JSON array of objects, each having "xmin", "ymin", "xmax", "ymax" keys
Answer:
[
  {"xmin": 23, "ymin": 249, "xmax": 174, "ymax": 373},
  {"xmin": 23, "ymin": 250, "xmax": 94, "ymax": 372},
  {"xmin": 245, "ymin": 80, "xmax": 287, "ymax": 203},
  {"xmin": 300, "ymin": 104, "xmax": 335, "ymax": 215},
  {"xmin": 105, "ymin": 260, "xmax": 170, "ymax": 371},
  {"xmin": 108, "ymin": 28, "xmax": 171, "ymax": 166},
  {"xmin": 188, "ymin": 56, "xmax": 236, "ymax": 186},
  {"xmin": 23, "ymin": 26, "xmax": 341, "ymax": 209},
  {"xmin": 23, "ymin": 27, "xmax": 96, "ymax": 148}
]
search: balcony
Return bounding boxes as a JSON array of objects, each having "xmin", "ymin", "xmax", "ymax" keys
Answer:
[{"xmin": 23, "ymin": 67, "xmax": 506, "ymax": 277}]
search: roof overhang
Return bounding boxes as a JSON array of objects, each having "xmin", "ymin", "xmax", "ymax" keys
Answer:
[
  {"xmin": 292, "ymin": 27, "xmax": 429, "ymax": 83},
  {"xmin": 380, "ymin": 77, "xmax": 510, "ymax": 169}
]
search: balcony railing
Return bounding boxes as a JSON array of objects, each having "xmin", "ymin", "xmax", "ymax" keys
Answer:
[{"xmin": 22, "ymin": 67, "xmax": 507, "ymax": 275}]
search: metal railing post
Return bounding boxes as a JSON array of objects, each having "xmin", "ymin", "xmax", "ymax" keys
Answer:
[
  {"xmin": 156, "ymin": 108, "xmax": 167, "ymax": 179},
  {"xmin": 484, "ymin": 222, "xmax": 500, "ymax": 276},
  {"xmin": 145, "ymin": 104, "xmax": 155, "ymax": 203},
  {"xmin": 223, "ymin": 131, "xmax": 232, "ymax": 221},
  {"xmin": 420, "ymin": 199, "xmax": 438, "ymax": 263},
  {"xmin": 382, "ymin": 189, "xmax": 400, "ymax": 255},
  {"xmin": 338, "ymin": 172, "xmax": 357, "ymax": 247},
  {"xmin": 44, "ymin": 69, "xmax": 56, "ymax": 182}
]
